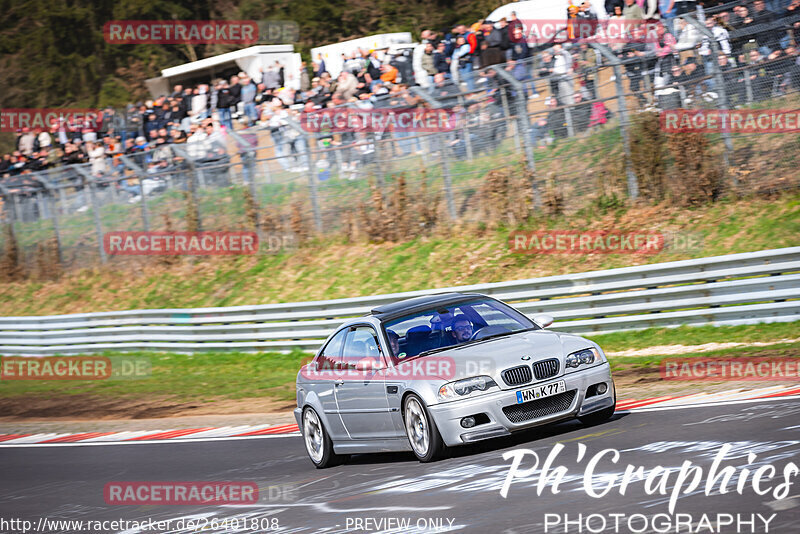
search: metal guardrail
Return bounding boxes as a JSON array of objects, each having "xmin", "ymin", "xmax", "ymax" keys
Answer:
[{"xmin": 1, "ymin": 247, "xmax": 798, "ymax": 355}]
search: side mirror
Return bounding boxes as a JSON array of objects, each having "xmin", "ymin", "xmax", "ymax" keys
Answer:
[{"xmin": 533, "ymin": 314, "xmax": 554, "ymax": 329}]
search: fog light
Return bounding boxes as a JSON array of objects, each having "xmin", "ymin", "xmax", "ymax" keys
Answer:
[
  {"xmin": 461, "ymin": 416, "xmax": 476, "ymax": 428},
  {"xmin": 597, "ymin": 383, "xmax": 608, "ymax": 395}
]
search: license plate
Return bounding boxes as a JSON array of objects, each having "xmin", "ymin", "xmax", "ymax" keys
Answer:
[{"xmin": 516, "ymin": 380, "xmax": 566, "ymax": 404}]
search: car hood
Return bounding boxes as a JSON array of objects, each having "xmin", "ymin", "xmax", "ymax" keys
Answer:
[{"xmin": 398, "ymin": 330, "xmax": 599, "ymax": 386}]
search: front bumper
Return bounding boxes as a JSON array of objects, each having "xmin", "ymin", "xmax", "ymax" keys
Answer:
[
  {"xmin": 427, "ymin": 362, "xmax": 614, "ymax": 447},
  {"xmin": 293, "ymin": 407, "xmax": 303, "ymax": 428}
]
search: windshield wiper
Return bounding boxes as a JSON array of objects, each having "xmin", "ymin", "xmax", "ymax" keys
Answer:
[
  {"xmin": 417, "ymin": 345, "xmax": 455, "ymax": 358},
  {"xmin": 456, "ymin": 327, "xmax": 539, "ymax": 347}
]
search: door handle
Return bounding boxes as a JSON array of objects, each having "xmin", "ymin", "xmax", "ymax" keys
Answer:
[{"xmin": 335, "ymin": 379, "xmax": 344, "ymax": 386}]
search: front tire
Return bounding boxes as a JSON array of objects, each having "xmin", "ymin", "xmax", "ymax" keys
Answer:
[
  {"xmin": 302, "ymin": 407, "xmax": 343, "ymax": 468},
  {"xmin": 403, "ymin": 394, "xmax": 445, "ymax": 462}
]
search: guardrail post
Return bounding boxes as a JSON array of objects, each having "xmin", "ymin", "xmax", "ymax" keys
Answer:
[
  {"xmin": 563, "ymin": 103, "xmax": 575, "ymax": 138},
  {"xmin": 171, "ymin": 145, "xmax": 203, "ymax": 232},
  {"xmin": 490, "ymin": 66, "xmax": 540, "ymax": 208},
  {"xmin": 590, "ymin": 43, "xmax": 639, "ymax": 199},
  {"xmin": 9, "ymin": 188, "xmax": 22, "ymax": 222},
  {"xmin": 456, "ymin": 94, "xmax": 474, "ymax": 161},
  {"xmin": 500, "ymin": 87, "xmax": 522, "ymax": 153},
  {"xmin": 680, "ymin": 14, "xmax": 735, "ymax": 178},
  {"xmin": 409, "ymin": 87, "xmax": 448, "ymax": 160},
  {"xmin": 439, "ymin": 132, "xmax": 457, "ymax": 220},
  {"xmin": 120, "ymin": 155, "xmax": 150, "ymax": 231},
  {"xmin": 744, "ymin": 66, "xmax": 754, "ymax": 103},
  {"xmin": 74, "ymin": 166, "xmax": 107, "ymax": 264},
  {"xmin": 32, "ymin": 174, "xmax": 64, "ymax": 265},
  {"xmin": 228, "ymin": 130, "xmax": 261, "ymax": 233},
  {"xmin": 286, "ymin": 118, "xmax": 322, "ymax": 233}
]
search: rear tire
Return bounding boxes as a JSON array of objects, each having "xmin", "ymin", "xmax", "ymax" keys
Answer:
[
  {"xmin": 403, "ymin": 394, "xmax": 445, "ymax": 462},
  {"xmin": 578, "ymin": 403, "xmax": 616, "ymax": 426},
  {"xmin": 302, "ymin": 407, "xmax": 344, "ymax": 468}
]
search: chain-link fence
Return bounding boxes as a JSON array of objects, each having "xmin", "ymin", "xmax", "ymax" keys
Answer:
[{"xmin": 1, "ymin": 12, "xmax": 799, "ymax": 274}]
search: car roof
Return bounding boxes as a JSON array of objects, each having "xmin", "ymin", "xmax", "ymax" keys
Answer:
[{"xmin": 367, "ymin": 292, "xmax": 487, "ymax": 321}]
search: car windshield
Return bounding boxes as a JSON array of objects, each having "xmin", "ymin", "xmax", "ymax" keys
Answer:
[{"xmin": 382, "ymin": 298, "xmax": 536, "ymax": 363}]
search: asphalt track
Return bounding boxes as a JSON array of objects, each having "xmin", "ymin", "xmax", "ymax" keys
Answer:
[{"xmin": 1, "ymin": 397, "xmax": 799, "ymax": 533}]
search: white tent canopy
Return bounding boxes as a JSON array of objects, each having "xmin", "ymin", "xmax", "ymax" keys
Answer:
[
  {"xmin": 486, "ymin": 0, "xmax": 610, "ymax": 23},
  {"xmin": 145, "ymin": 45, "xmax": 301, "ymax": 97},
  {"xmin": 311, "ymin": 33, "xmax": 413, "ymax": 78}
]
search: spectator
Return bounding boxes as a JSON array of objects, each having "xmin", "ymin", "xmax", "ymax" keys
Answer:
[
  {"xmin": 240, "ymin": 74, "xmax": 258, "ymax": 123},
  {"xmin": 433, "ymin": 42, "xmax": 450, "ymax": 75},
  {"xmin": 37, "ymin": 128, "xmax": 52, "ymax": 151},
  {"xmin": 452, "ymin": 35, "xmax": 475, "ymax": 91},
  {"xmin": 576, "ymin": 43, "xmax": 598, "ymax": 99},
  {"xmin": 413, "ymin": 30, "xmax": 433, "ymax": 87},
  {"xmin": 507, "ymin": 11, "xmax": 525, "ymax": 40},
  {"xmin": 659, "ymin": 0, "xmax": 678, "ymax": 35},
  {"xmin": 545, "ymin": 96, "xmax": 569, "ymax": 140},
  {"xmin": 300, "ymin": 61, "xmax": 311, "ymax": 91},
  {"xmin": 699, "ymin": 17, "xmax": 732, "ymax": 76},
  {"xmin": 380, "ymin": 63, "xmax": 399, "ymax": 84},
  {"xmin": 483, "ymin": 20, "xmax": 509, "ymax": 66},
  {"xmin": 668, "ymin": 0, "xmax": 697, "ymax": 17},
  {"xmin": 216, "ymin": 80, "xmax": 234, "ymax": 131},
  {"xmin": 421, "ymin": 41, "xmax": 437, "ymax": 84},
  {"xmin": 623, "ymin": 0, "xmax": 645, "ymax": 21},
  {"xmin": 619, "ymin": 28, "xmax": 649, "ymax": 106},
  {"xmin": 86, "ymin": 141, "xmax": 107, "ymax": 177},
  {"xmin": 570, "ymin": 92, "xmax": 592, "ymax": 132},
  {"xmin": 18, "ymin": 128, "xmax": 35, "ymax": 156},
  {"xmin": 552, "ymin": 44, "xmax": 575, "ymax": 104}
]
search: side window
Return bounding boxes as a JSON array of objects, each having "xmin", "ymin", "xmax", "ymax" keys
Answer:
[
  {"xmin": 316, "ymin": 329, "xmax": 347, "ymax": 371},
  {"xmin": 342, "ymin": 326, "xmax": 383, "ymax": 370}
]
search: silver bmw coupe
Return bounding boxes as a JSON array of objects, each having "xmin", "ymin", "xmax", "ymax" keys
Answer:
[{"xmin": 295, "ymin": 292, "xmax": 616, "ymax": 468}]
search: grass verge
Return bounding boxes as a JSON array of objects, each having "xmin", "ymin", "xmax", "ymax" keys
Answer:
[{"xmin": 1, "ymin": 323, "xmax": 797, "ymax": 415}]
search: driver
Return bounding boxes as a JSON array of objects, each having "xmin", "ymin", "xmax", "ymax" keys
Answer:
[{"xmin": 449, "ymin": 315, "xmax": 473, "ymax": 344}]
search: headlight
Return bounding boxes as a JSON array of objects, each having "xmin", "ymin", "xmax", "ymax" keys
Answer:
[
  {"xmin": 438, "ymin": 376, "xmax": 498, "ymax": 401},
  {"xmin": 566, "ymin": 348, "xmax": 599, "ymax": 368}
]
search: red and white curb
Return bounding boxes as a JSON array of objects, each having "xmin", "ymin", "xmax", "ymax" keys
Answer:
[
  {"xmin": 614, "ymin": 383, "xmax": 800, "ymax": 411},
  {"xmin": 1, "ymin": 384, "xmax": 798, "ymax": 446},
  {"xmin": 0, "ymin": 423, "xmax": 301, "ymax": 446}
]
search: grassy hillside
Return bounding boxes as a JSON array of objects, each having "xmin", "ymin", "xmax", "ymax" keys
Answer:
[{"xmin": 1, "ymin": 191, "xmax": 798, "ymax": 316}]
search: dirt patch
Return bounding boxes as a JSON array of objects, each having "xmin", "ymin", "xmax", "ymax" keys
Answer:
[
  {"xmin": 611, "ymin": 346, "xmax": 800, "ymax": 398},
  {"xmin": 611, "ymin": 366, "xmax": 795, "ymax": 398},
  {"xmin": 607, "ymin": 339, "xmax": 800, "ymax": 358},
  {"xmin": 0, "ymin": 394, "xmax": 295, "ymax": 422}
]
